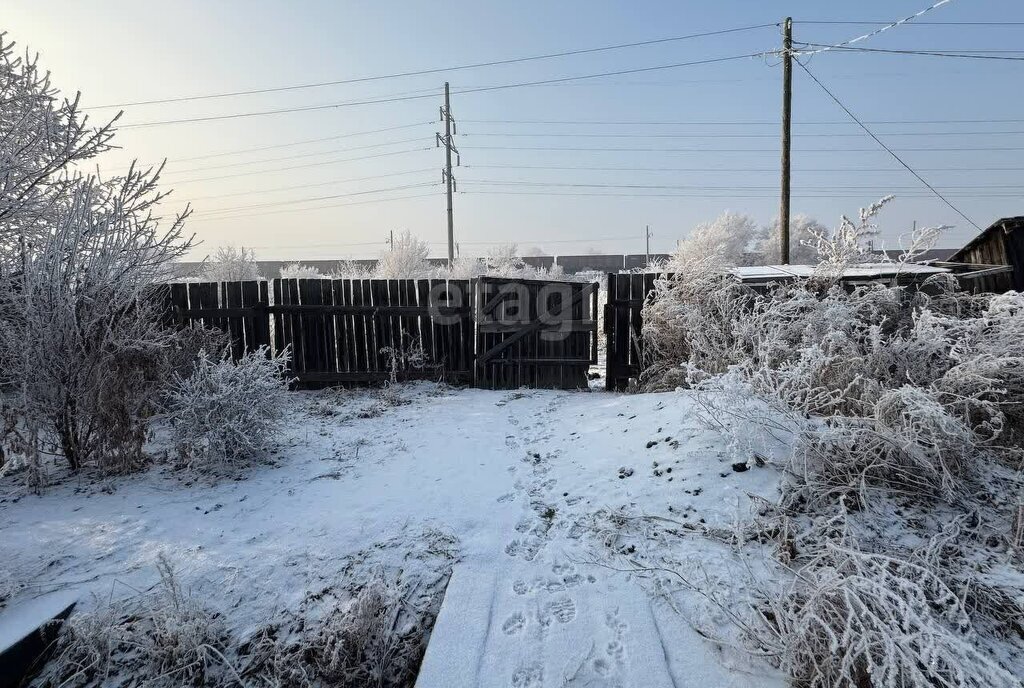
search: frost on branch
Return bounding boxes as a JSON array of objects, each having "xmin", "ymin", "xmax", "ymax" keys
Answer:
[
  {"xmin": 0, "ymin": 33, "xmax": 116, "ymax": 269},
  {"xmin": 760, "ymin": 518, "xmax": 1020, "ymax": 688},
  {"xmin": 0, "ymin": 167, "xmax": 193, "ymax": 478},
  {"xmin": 0, "ymin": 33, "xmax": 193, "ymax": 483},
  {"xmin": 279, "ymin": 262, "xmax": 327, "ymax": 279},
  {"xmin": 641, "ymin": 198, "xmax": 1024, "ymax": 682},
  {"xmin": 201, "ymin": 245, "xmax": 261, "ymax": 282},
  {"xmin": 674, "ymin": 211, "xmax": 761, "ymax": 267},
  {"xmin": 374, "ymin": 230, "xmax": 431, "ymax": 278},
  {"xmin": 163, "ymin": 346, "xmax": 291, "ymax": 471}
]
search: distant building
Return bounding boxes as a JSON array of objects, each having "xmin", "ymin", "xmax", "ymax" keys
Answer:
[{"xmin": 948, "ymin": 216, "xmax": 1023, "ymax": 293}]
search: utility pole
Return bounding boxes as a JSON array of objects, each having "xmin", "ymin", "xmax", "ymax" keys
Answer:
[
  {"xmin": 645, "ymin": 225, "xmax": 652, "ymax": 265},
  {"xmin": 780, "ymin": 17, "xmax": 793, "ymax": 265},
  {"xmin": 437, "ymin": 82, "xmax": 460, "ymax": 268},
  {"xmin": 387, "ymin": 229, "xmax": 394, "ymax": 251}
]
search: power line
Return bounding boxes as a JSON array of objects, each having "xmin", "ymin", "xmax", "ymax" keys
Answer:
[
  {"xmin": 796, "ymin": 59, "xmax": 980, "ymax": 230},
  {"xmin": 793, "ymin": 0, "xmax": 955, "ymax": 56},
  {"xmin": 460, "ymin": 130, "xmax": 1024, "ymax": 139},
  {"xmin": 459, "ymin": 144, "xmax": 1024, "ymax": 152},
  {"xmin": 164, "ymin": 121, "xmax": 434, "ymax": 162},
  {"xmin": 459, "ymin": 189, "xmax": 1017, "ymax": 199},
  {"xmin": 187, "ymin": 189, "xmax": 442, "ymax": 223},
  {"xmin": 461, "ymin": 117, "xmax": 1024, "ymax": 125},
  {"xmin": 465, "ymin": 163, "xmax": 1024, "ymax": 173},
  {"xmin": 796, "ymin": 44, "xmax": 1024, "ymax": 60},
  {"xmin": 159, "ymin": 137, "xmax": 430, "ymax": 176},
  {"xmin": 794, "ymin": 20, "xmax": 1024, "ymax": 26},
  {"xmin": 119, "ymin": 53, "xmax": 765, "ymax": 129},
  {"xmin": 461, "ymin": 179, "xmax": 1024, "ymax": 191},
  {"xmin": 181, "ymin": 168, "xmax": 437, "ymax": 202},
  {"xmin": 193, "ymin": 182, "xmax": 441, "ymax": 216},
  {"xmin": 90, "ymin": 24, "xmax": 777, "ymax": 110},
  {"xmin": 170, "ymin": 147, "xmax": 433, "ymax": 184}
]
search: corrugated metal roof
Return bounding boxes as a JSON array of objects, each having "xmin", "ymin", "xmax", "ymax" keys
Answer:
[{"xmin": 732, "ymin": 262, "xmax": 948, "ymax": 283}]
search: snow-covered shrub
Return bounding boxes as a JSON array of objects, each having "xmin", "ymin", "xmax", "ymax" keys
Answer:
[
  {"xmin": 675, "ymin": 211, "xmax": 761, "ymax": 267},
  {"xmin": 443, "ymin": 255, "xmax": 485, "ymax": 279},
  {"xmin": 280, "ymin": 262, "xmax": 326, "ymax": 279},
  {"xmin": 375, "ymin": 231, "xmax": 431, "ymax": 278},
  {"xmin": 0, "ymin": 170, "xmax": 191, "ymax": 478},
  {"xmin": 639, "ymin": 251, "xmax": 748, "ymax": 389},
  {"xmin": 0, "ymin": 34, "xmax": 192, "ymax": 482},
  {"xmin": 642, "ymin": 198, "xmax": 1024, "ymax": 682},
  {"xmin": 163, "ymin": 346, "xmax": 290, "ymax": 470},
  {"xmin": 331, "ymin": 259, "xmax": 373, "ymax": 279},
  {"xmin": 36, "ymin": 555, "xmax": 235, "ymax": 688},
  {"xmin": 761, "ymin": 525, "xmax": 1020, "ymax": 688},
  {"xmin": 754, "ymin": 214, "xmax": 825, "ymax": 265},
  {"xmin": 310, "ymin": 577, "xmax": 417, "ymax": 687},
  {"xmin": 202, "ymin": 245, "xmax": 261, "ymax": 282}
]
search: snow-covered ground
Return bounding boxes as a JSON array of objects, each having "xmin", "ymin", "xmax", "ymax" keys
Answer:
[{"xmin": 0, "ymin": 383, "xmax": 789, "ymax": 687}]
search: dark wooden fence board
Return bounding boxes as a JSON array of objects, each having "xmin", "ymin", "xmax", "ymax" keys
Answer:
[
  {"xmin": 162, "ymin": 277, "xmax": 591, "ymax": 388},
  {"xmin": 605, "ymin": 272, "xmax": 664, "ymax": 392},
  {"xmin": 474, "ymin": 277, "xmax": 596, "ymax": 390}
]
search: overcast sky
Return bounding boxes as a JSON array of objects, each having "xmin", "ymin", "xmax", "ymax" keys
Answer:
[{"xmin": 6, "ymin": 1, "xmax": 1024, "ymax": 260}]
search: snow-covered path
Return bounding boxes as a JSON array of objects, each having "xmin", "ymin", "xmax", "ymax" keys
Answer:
[
  {"xmin": 416, "ymin": 389, "xmax": 784, "ymax": 687},
  {"xmin": 0, "ymin": 383, "xmax": 787, "ymax": 687}
]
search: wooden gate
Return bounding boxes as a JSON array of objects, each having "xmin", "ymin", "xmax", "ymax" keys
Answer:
[
  {"xmin": 474, "ymin": 276, "xmax": 598, "ymax": 389},
  {"xmin": 604, "ymin": 272, "xmax": 662, "ymax": 391}
]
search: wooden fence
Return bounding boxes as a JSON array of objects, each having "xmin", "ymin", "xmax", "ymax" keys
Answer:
[
  {"xmin": 475, "ymin": 276, "xmax": 598, "ymax": 389},
  {"xmin": 161, "ymin": 277, "xmax": 594, "ymax": 389},
  {"xmin": 604, "ymin": 272, "xmax": 661, "ymax": 392}
]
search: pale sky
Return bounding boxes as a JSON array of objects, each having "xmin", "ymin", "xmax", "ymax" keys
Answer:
[{"xmin": 6, "ymin": 1, "xmax": 1024, "ymax": 260}]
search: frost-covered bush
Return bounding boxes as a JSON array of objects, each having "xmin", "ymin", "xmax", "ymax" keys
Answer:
[
  {"xmin": 754, "ymin": 214, "xmax": 825, "ymax": 265},
  {"xmin": 202, "ymin": 245, "xmax": 261, "ymax": 282},
  {"xmin": 310, "ymin": 578, "xmax": 417, "ymax": 687},
  {"xmin": 375, "ymin": 231, "xmax": 432, "ymax": 278},
  {"xmin": 675, "ymin": 211, "xmax": 760, "ymax": 266},
  {"xmin": 332, "ymin": 259, "xmax": 373, "ymax": 279},
  {"xmin": 35, "ymin": 556, "xmax": 235, "ymax": 688},
  {"xmin": 164, "ymin": 347, "xmax": 290, "ymax": 470},
  {"xmin": 0, "ymin": 34, "xmax": 194, "ymax": 482},
  {"xmin": 280, "ymin": 262, "xmax": 326, "ymax": 279},
  {"xmin": 761, "ymin": 527, "xmax": 1020, "ymax": 688},
  {"xmin": 642, "ymin": 198, "xmax": 1024, "ymax": 682}
]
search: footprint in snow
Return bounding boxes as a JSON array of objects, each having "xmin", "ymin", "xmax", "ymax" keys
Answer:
[
  {"xmin": 511, "ymin": 664, "xmax": 543, "ymax": 688},
  {"xmin": 502, "ymin": 612, "xmax": 526, "ymax": 635},
  {"xmin": 541, "ymin": 596, "xmax": 577, "ymax": 625}
]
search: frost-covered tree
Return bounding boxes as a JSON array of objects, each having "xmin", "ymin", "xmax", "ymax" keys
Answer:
[
  {"xmin": 444, "ymin": 255, "xmax": 485, "ymax": 279},
  {"xmin": 279, "ymin": 262, "xmax": 326, "ymax": 279},
  {"xmin": 754, "ymin": 214, "xmax": 826, "ymax": 265},
  {"xmin": 373, "ymin": 230, "xmax": 430, "ymax": 278},
  {"xmin": 0, "ymin": 33, "xmax": 117, "ymax": 272},
  {"xmin": 203, "ymin": 245, "xmax": 260, "ymax": 281},
  {"xmin": 675, "ymin": 211, "xmax": 760, "ymax": 267},
  {"xmin": 484, "ymin": 243, "xmax": 526, "ymax": 276},
  {"xmin": 0, "ymin": 34, "xmax": 193, "ymax": 479},
  {"xmin": 806, "ymin": 196, "xmax": 892, "ymax": 274},
  {"xmin": 331, "ymin": 259, "xmax": 372, "ymax": 279}
]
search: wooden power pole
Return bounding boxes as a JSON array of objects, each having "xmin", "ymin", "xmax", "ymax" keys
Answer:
[
  {"xmin": 780, "ymin": 17, "xmax": 793, "ymax": 265},
  {"xmin": 645, "ymin": 225, "xmax": 652, "ymax": 265},
  {"xmin": 437, "ymin": 83, "xmax": 460, "ymax": 267}
]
